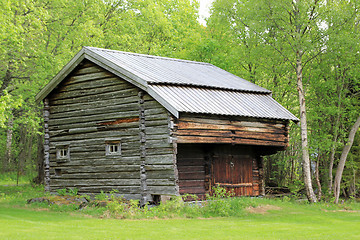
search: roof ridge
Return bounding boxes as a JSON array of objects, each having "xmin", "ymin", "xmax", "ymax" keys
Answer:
[
  {"xmin": 85, "ymin": 46, "xmax": 212, "ymax": 66},
  {"xmin": 148, "ymin": 82, "xmax": 271, "ymax": 94}
]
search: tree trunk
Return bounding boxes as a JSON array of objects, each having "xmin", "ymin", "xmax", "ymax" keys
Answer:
[
  {"xmin": 3, "ymin": 115, "xmax": 14, "ymax": 172},
  {"xmin": 329, "ymin": 77, "xmax": 344, "ymax": 194},
  {"xmin": 0, "ymin": 69, "xmax": 12, "ymax": 96},
  {"xmin": 315, "ymin": 154, "xmax": 322, "ymax": 201},
  {"xmin": 296, "ymin": 55, "xmax": 317, "ymax": 203},
  {"xmin": 334, "ymin": 115, "xmax": 360, "ymax": 203},
  {"xmin": 328, "ymin": 135, "xmax": 337, "ymax": 194},
  {"xmin": 33, "ymin": 133, "xmax": 44, "ymax": 185}
]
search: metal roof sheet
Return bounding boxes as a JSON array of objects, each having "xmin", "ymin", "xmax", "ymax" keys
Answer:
[
  {"xmin": 86, "ymin": 47, "xmax": 270, "ymax": 93},
  {"xmin": 149, "ymin": 85, "xmax": 298, "ymax": 121},
  {"xmin": 36, "ymin": 47, "xmax": 298, "ymax": 122}
]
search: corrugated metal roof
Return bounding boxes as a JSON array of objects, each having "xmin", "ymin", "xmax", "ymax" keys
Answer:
[
  {"xmin": 149, "ymin": 85, "xmax": 298, "ymax": 121},
  {"xmin": 36, "ymin": 47, "xmax": 298, "ymax": 122},
  {"xmin": 86, "ymin": 47, "xmax": 270, "ymax": 93}
]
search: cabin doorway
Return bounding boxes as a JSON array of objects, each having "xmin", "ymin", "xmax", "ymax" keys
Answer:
[
  {"xmin": 177, "ymin": 144, "xmax": 259, "ymax": 198},
  {"xmin": 211, "ymin": 150, "xmax": 254, "ymax": 196}
]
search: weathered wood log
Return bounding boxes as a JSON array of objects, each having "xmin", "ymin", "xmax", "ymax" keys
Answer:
[
  {"xmin": 146, "ymin": 179, "xmax": 175, "ymax": 186},
  {"xmin": 50, "ymin": 96, "xmax": 139, "ymax": 113},
  {"xmin": 178, "ymin": 172, "xmax": 206, "ymax": 180},
  {"xmin": 146, "ymin": 170, "xmax": 175, "ymax": 180},
  {"xmin": 179, "ymin": 180, "xmax": 206, "ymax": 188},
  {"xmin": 51, "ymin": 84, "xmax": 129, "ymax": 101},
  {"xmin": 178, "ymin": 120, "xmax": 285, "ymax": 131},
  {"xmin": 49, "ymin": 121, "xmax": 139, "ymax": 133},
  {"xmin": 50, "ymin": 88, "xmax": 138, "ymax": 105},
  {"xmin": 49, "ymin": 111, "xmax": 139, "ymax": 126},
  {"xmin": 146, "ymin": 186, "xmax": 177, "ymax": 195},
  {"xmin": 50, "ymin": 178, "xmax": 141, "ymax": 185},
  {"xmin": 50, "ymin": 103, "xmax": 140, "ymax": 119},
  {"xmin": 175, "ymin": 129, "xmax": 285, "ymax": 141},
  {"xmin": 49, "ymin": 157, "xmax": 140, "ymax": 167},
  {"xmin": 145, "ymin": 154, "xmax": 173, "ymax": 165},
  {"xmin": 72, "ymin": 65, "xmax": 103, "ymax": 75},
  {"xmin": 180, "ymin": 113, "xmax": 285, "ymax": 124},
  {"xmin": 144, "ymin": 165, "xmax": 174, "ymax": 171},
  {"xmin": 64, "ymin": 71, "xmax": 114, "ymax": 84},
  {"xmin": 49, "ymin": 164, "xmax": 140, "ymax": 173},
  {"xmin": 51, "ymin": 172, "xmax": 140, "ymax": 179},
  {"xmin": 146, "ymin": 147, "xmax": 173, "ymax": 155},
  {"xmin": 50, "ymin": 129, "xmax": 139, "ymax": 141},
  {"xmin": 176, "ymin": 135, "xmax": 286, "ymax": 146},
  {"xmin": 59, "ymin": 78, "xmax": 123, "ymax": 92},
  {"xmin": 179, "ymin": 187, "xmax": 206, "ymax": 194},
  {"xmin": 43, "ymin": 98, "xmax": 50, "ymax": 192}
]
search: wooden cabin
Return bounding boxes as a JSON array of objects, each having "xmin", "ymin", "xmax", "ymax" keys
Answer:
[{"xmin": 36, "ymin": 47, "xmax": 298, "ymax": 203}]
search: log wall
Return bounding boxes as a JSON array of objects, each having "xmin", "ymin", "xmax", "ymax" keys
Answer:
[
  {"xmin": 143, "ymin": 94, "xmax": 178, "ymax": 196},
  {"xmin": 177, "ymin": 144, "xmax": 207, "ymax": 199},
  {"xmin": 175, "ymin": 114, "xmax": 289, "ymax": 148},
  {"xmin": 46, "ymin": 60, "xmax": 176, "ymax": 199}
]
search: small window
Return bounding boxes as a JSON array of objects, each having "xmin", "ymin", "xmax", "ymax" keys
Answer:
[
  {"xmin": 56, "ymin": 146, "xmax": 69, "ymax": 162},
  {"xmin": 106, "ymin": 141, "xmax": 121, "ymax": 156},
  {"xmin": 55, "ymin": 169, "xmax": 62, "ymax": 176}
]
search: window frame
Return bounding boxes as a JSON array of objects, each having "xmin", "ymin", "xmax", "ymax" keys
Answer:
[
  {"xmin": 56, "ymin": 145, "xmax": 70, "ymax": 162},
  {"xmin": 105, "ymin": 140, "xmax": 121, "ymax": 156}
]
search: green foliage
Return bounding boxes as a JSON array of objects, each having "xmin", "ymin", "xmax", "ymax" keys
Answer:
[
  {"xmin": 56, "ymin": 188, "xmax": 79, "ymax": 196},
  {"xmin": 0, "ymin": 0, "xmax": 202, "ymax": 178},
  {"xmin": 203, "ymin": 185, "xmax": 235, "ymax": 217},
  {"xmin": 1, "ymin": 0, "xmax": 359, "ymax": 201},
  {"xmin": 56, "ymin": 188, "xmax": 67, "ymax": 196},
  {"xmin": 206, "ymin": 0, "xmax": 360, "ymax": 199},
  {"xmin": 94, "ymin": 190, "xmax": 108, "ymax": 201},
  {"xmin": 0, "ymin": 172, "xmax": 28, "ymax": 185}
]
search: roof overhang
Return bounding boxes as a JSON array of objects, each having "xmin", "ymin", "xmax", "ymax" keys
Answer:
[{"xmin": 35, "ymin": 47, "xmax": 298, "ymax": 122}]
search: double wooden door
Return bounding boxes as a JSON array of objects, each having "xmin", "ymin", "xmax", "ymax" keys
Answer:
[{"xmin": 211, "ymin": 151, "xmax": 254, "ymax": 196}]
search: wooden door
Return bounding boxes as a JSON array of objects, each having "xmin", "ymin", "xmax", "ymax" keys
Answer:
[{"xmin": 212, "ymin": 153, "xmax": 254, "ymax": 196}]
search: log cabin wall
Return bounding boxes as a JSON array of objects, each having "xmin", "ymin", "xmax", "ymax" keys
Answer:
[
  {"xmin": 177, "ymin": 144, "xmax": 208, "ymax": 199},
  {"xmin": 143, "ymin": 93, "xmax": 178, "ymax": 197},
  {"xmin": 175, "ymin": 114, "xmax": 289, "ymax": 148},
  {"xmin": 174, "ymin": 113, "xmax": 285, "ymax": 198},
  {"xmin": 46, "ymin": 60, "xmax": 176, "ymax": 199}
]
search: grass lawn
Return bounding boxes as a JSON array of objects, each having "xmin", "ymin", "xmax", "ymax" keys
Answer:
[
  {"xmin": 1, "ymin": 183, "xmax": 360, "ymax": 239},
  {"xmin": 1, "ymin": 202, "xmax": 360, "ymax": 239}
]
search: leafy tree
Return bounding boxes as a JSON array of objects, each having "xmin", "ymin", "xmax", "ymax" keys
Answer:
[{"xmin": 205, "ymin": 0, "xmax": 360, "ymax": 201}]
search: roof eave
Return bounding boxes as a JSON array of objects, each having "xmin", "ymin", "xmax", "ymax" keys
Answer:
[
  {"xmin": 84, "ymin": 47, "xmax": 148, "ymax": 91},
  {"xmin": 35, "ymin": 47, "xmax": 150, "ymax": 104},
  {"xmin": 147, "ymin": 87, "xmax": 179, "ymax": 118}
]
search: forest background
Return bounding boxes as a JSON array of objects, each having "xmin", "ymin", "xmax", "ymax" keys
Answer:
[{"xmin": 0, "ymin": 0, "xmax": 359, "ymax": 203}]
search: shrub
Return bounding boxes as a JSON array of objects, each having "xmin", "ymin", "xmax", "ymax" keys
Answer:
[{"xmin": 202, "ymin": 185, "xmax": 235, "ymax": 217}]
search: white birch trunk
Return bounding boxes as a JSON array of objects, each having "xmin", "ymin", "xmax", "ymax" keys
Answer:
[
  {"xmin": 334, "ymin": 115, "xmax": 360, "ymax": 203},
  {"xmin": 296, "ymin": 56, "xmax": 317, "ymax": 203}
]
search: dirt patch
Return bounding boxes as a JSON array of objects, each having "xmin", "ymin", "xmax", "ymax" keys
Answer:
[
  {"xmin": 322, "ymin": 209, "xmax": 360, "ymax": 213},
  {"xmin": 246, "ymin": 205, "xmax": 281, "ymax": 214},
  {"xmin": 27, "ymin": 196, "xmax": 88, "ymax": 206}
]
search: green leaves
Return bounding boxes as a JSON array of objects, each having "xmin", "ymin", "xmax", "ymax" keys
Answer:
[{"xmin": 0, "ymin": 91, "xmax": 22, "ymax": 128}]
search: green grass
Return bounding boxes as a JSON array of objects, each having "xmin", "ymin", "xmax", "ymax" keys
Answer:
[
  {"xmin": 0, "ymin": 172, "xmax": 29, "ymax": 185},
  {"xmin": 1, "ymin": 183, "xmax": 360, "ymax": 239},
  {"xmin": 0, "ymin": 204, "xmax": 360, "ymax": 240}
]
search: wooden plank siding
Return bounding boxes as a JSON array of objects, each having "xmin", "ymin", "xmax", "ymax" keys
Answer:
[
  {"xmin": 177, "ymin": 144, "xmax": 263, "ymax": 199},
  {"xmin": 177, "ymin": 144, "xmax": 207, "ymax": 199},
  {"xmin": 175, "ymin": 114, "xmax": 289, "ymax": 148},
  {"xmin": 46, "ymin": 60, "xmax": 176, "ymax": 198}
]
